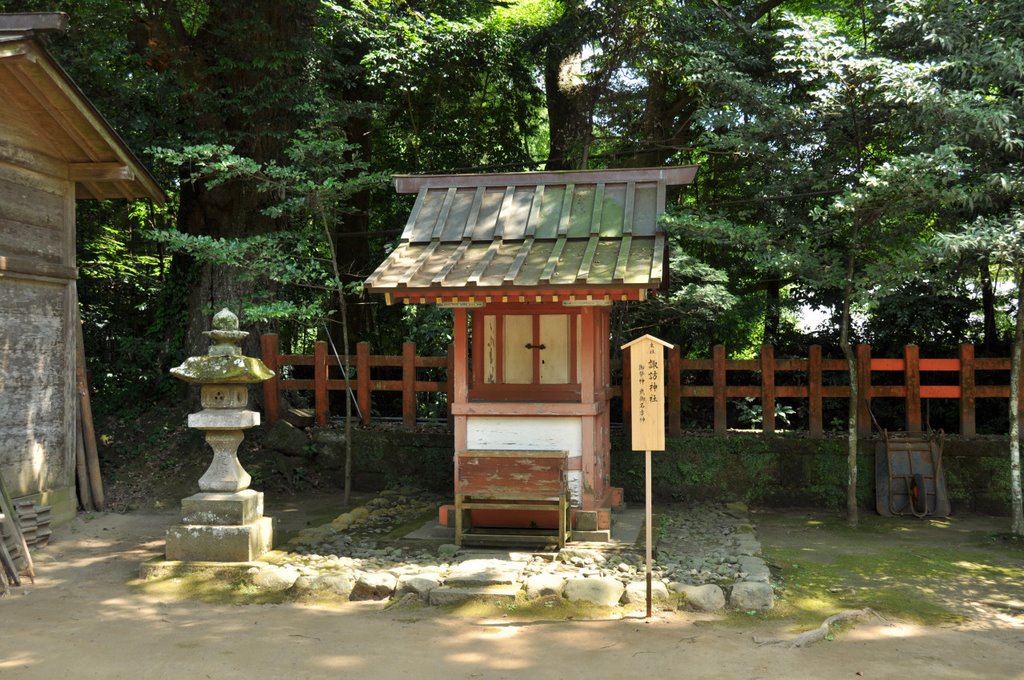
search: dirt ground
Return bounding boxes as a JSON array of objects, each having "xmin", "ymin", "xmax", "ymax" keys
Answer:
[{"xmin": 3, "ymin": 508, "xmax": 1023, "ymax": 680}]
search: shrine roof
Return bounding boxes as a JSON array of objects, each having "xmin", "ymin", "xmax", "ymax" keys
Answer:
[{"xmin": 365, "ymin": 166, "xmax": 697, "ymax": 303}]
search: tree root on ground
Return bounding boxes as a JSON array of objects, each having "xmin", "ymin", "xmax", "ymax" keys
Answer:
[{"xmin": 753, "ymin": 608, "xmax": 888, "ymax": 648}]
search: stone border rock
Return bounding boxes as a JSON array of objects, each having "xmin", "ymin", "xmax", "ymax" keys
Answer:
[{"xmin": 213, "ymin": 497, "xmax": 776, "ymax": 612}]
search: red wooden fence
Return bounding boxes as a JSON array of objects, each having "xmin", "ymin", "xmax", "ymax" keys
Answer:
[
  {"xmin": 620, "ymin": 343, "xmax": 1022, "ymax": 438},
  {"xmin": 260, "ymin": 334, "xmax": 453, "ymax": 428},
  {"xmin": 260, "ymin": 335, "xmax": 1019, "ymax": 437}
]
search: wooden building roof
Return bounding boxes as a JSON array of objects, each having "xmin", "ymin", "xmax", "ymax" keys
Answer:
[
  {"xmin": 0, "ymin": 15, "xmax": 165, "ymax": 202},
  {"xmin": 366, "ymin": 166, "xmax": 696, "ymax": 304}
]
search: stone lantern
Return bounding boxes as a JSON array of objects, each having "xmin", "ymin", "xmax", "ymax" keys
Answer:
[{"xmin": 165, "ymin": 308, "xmax": 275, "ymax": 562}]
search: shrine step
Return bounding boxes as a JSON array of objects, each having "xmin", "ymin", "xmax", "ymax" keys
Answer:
[{"xmin": 459, "ymin": 527, "xmax": 565, "ymax": 549}]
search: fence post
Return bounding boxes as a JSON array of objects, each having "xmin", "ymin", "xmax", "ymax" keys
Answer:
[
  {"xmin": 668, "ymin": 344, "xmax": 681, "ymax": 437},
  {"xmin": 959, "ymin": 343, "xmax": 975, "ymax": 437},
  {"xmin": 402, "ymin": 341, "xmax": 417, "ymax": 429},
  {"xmin": 260, "ymin": 333, "xmax": 280, "ymax": 424},
  {"xmin": 356, "ymin": 341, "xmax": 370, "ymax": 426},
  {"xmin": 446, "ymin": 342, "xmax": 455, "ymax": 428},
  {"xmin": 314, "ymin": 340, "xmax": 328, "ymax": 427},
  {"xmin": 808, "ymin": 345, "xmax": 823, "ymax": 438},
  {"xmin": 713, "ymin": 344, "xmax": 727, "ymax": 434},
  {"xmin": 760, "ymin": 344, "xmax": 775, "ymax": 434},
  {"xmin": 904, "ymin": 344, "xmax": 921, "ymax": 432},
  {"xmin": 621, "ymin": 345, "xmax": 632, "ymax": 441},
  {"xmin": 856, "ymin": 344, "xmax": 872, "ymax": 437}
]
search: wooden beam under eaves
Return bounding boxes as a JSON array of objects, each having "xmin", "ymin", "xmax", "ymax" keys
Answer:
[
  {"xmin": 68, "ymin": 162, "xmax": 134, "ymax": 182},
  {"xmin": 0, "ymin": 13, "xmax": 69, "ymax": 34}
]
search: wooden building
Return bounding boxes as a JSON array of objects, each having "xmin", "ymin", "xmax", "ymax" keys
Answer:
[
  {"xmin": 366, "ymin": 166, "xmax": 696, "ymax": 542},
  {"xmin": 0, "ymin": 14, "xmax": 165, "ymax": 521}
]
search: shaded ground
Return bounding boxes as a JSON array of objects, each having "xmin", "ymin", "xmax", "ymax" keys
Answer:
[{"xmin": 3, "ymin": 504, "xmax": 1023, "ymax": 679}]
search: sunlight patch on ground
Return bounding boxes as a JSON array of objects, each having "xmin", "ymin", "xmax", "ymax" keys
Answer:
[
  {"xmin": 0, "ymin": 655, "xmax": 36, "ymax": 670},
  {"xmin": 313, "ymin": 655, "xmax": 363, "ymax": 670}
]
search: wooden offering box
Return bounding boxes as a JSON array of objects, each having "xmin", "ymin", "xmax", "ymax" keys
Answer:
[{"xmin": 455, "ymin": 449, "xmax": 569, "ymax": 547}]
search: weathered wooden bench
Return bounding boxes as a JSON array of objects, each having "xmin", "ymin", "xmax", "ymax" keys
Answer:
[{"xmin": 454, "ymin": 449, "xmax": 571, "ymax": 548}]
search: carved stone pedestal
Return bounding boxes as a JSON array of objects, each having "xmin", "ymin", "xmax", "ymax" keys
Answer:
[{"xmin": 166, "ymin": 489, "xmax": 273, "ymax": 562}]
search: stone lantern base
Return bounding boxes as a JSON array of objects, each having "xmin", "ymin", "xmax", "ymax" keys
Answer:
[{"xmin": 165, "ymin": 489, "xmax": 273, "ymax": 562}]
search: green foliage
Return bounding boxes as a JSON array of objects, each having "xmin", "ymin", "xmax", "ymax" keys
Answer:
[
  {"xmin": 804, "ymin": 441, "xmax": 874, "ymax": 511},
  {"xmin": 610, "ymin": 435, "xmax": 892, "ymax": 510},
  {"xmin": 146, "ymin": 124, "xmax": 387, "ymax": 326},
  {"xmin": 611, "ymin": 435, "xmax": 780, "ymax": 505}
]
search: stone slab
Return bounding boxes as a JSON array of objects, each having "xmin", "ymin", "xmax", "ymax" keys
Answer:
[
  {"xmin": 139, "ymin": 559, "xmax": 261, "ymax": 580},
  {"xmin": 187, "ymin": 408, "xmax": 260, "ymax": 430},
  {"xmin": 181, "ymin": 490, "xmax": 263, "ymax": 525},
  {"xmin": 445, "ymin": 559, "xmax": 526, "ymax": 586},
  {"xmin": 428, "ymin": 585, "xmax": 520, "ymax": 606},
  {"xmin": 165, "ymin": 517, "xmax": 273, "ymax": 562}
]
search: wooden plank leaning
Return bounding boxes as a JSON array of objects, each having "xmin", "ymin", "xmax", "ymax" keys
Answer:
[
  {"xmin": 75, "ymin": 407, "xmax": 95, "ymax": 511},
  {"xmin": 0, "ymin": 513, "xmax": 20, "ymax": 590},
  {"xmin": 74, "ymin": 304, "xmax": 105, "ymax": 509},
  {"xmin": 0, "ymin": 472, "xmax": 34, "ymax": 583}
]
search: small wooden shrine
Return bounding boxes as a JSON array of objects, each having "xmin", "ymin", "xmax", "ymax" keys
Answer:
[{"xmin": 366, "ymin": 166, "xmax": 696, "ymax": 542}]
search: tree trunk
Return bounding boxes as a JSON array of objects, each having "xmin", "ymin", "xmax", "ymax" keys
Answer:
[
  {"xmin": 1009, "ymin": 271, "xmax": 1024, "ymax": 536},
  {"xmin": 155, "ymin": 1, "xmax": 317, "ymax": 355},
  {"xmin": 839, "ymin": 243, "xmax": 859, "ymax": 528},
  {"xmin": 980, "ymin": 259, "xmax": 998, "ymax": 353},
  {"xmin": 544, "ymin": 47, "xmax": 590, "ymax": 170},
  {"xmin": 764, "ymin": 277, "xmax": 781, "ymax": 346}
]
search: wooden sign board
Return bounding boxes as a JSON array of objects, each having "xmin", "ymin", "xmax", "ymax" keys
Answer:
[{"xmin": 622, "ymin": 334, "xmax": 672, "ymax": 452}]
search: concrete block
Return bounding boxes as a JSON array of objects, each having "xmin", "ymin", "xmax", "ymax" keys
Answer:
[
  {"xmin": 181, "ymin": 490, "xmax": 263, "ymax": 525},
  {"xmin": 574, "ymin": 510, "xmax": 599, "ymax": 531},
  {"xmin": 165, "ymin": 517, "xmax": 273, "ymax": 562}
]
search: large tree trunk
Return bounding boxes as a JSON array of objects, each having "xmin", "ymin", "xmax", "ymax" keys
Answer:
[
  {"xmin": 154, "ymin": 1, "xmax": 317, "ymax": 354},
  {"xmin": 544, "ymin": 48, "xmax": 591, "ymax": 170},
  {"xmin": 1009, "ymin": 271, "xmax": 1024, "ymax": 536}
]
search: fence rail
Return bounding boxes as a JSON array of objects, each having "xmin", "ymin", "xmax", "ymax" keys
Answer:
[
  {"xmin": 622, "ymin": 343, "xmax": 1021, "ymax": 438},
  {"xmin": 260, "ymin": 335, "xmax": 1020, "ymax": 438},
  {"xmin": 260, "ymin": 334, "xmax": 452, "ymax": 428}
]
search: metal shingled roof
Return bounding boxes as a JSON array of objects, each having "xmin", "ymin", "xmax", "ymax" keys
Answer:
[{"xmin": 365, "ymin": 166, "xmax": 697, "ymax": 301}]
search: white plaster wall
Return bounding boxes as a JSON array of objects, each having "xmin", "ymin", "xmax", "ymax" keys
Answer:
[{"xmin": 466, "ymin": 416, "xmax": 583, "ymax": 505}]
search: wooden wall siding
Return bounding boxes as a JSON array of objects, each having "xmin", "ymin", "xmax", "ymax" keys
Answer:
[
  {"xmin": 0, "ymin": 168, "xmax": 67, "ymax": 265},
  {"xmin": 263, "ymin": 336, "xmax": 1022, "ymax": 439},
  {"xmin": 0, "ymin": 279, "xmax": 74, "ymax": 497}
]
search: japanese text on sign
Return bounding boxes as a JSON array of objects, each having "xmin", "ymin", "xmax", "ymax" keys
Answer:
[{"xmin": 622, "ymin": 334, "xmax": 671, "ymax": 452}]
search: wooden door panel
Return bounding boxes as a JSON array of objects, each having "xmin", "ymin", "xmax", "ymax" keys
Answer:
[
  {"xmin": 503, "ymin": 315, "xmax": 533, "ymax": 384},
  {"xmin": 539, "ymin": 314, "xmax": 569, "ymax": 384}
]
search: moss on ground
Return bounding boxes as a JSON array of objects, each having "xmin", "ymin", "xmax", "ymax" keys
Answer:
[
  {"xmin": 755, "ymin": 510, "xmax": 1024, "ymax": 628},
  {"xmin": 130, "ymin": 571, "xmax": 290, "ymax": 606}
]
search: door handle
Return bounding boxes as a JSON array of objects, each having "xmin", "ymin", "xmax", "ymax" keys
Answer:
[{"xmin": 525, "ymin": 343, "xmax": 546, "ymax": 350}]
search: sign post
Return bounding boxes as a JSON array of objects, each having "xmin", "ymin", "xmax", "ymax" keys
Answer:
[{"xmin": 621, "ymin": 334, "xmax": 672, "ymax": 618}]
